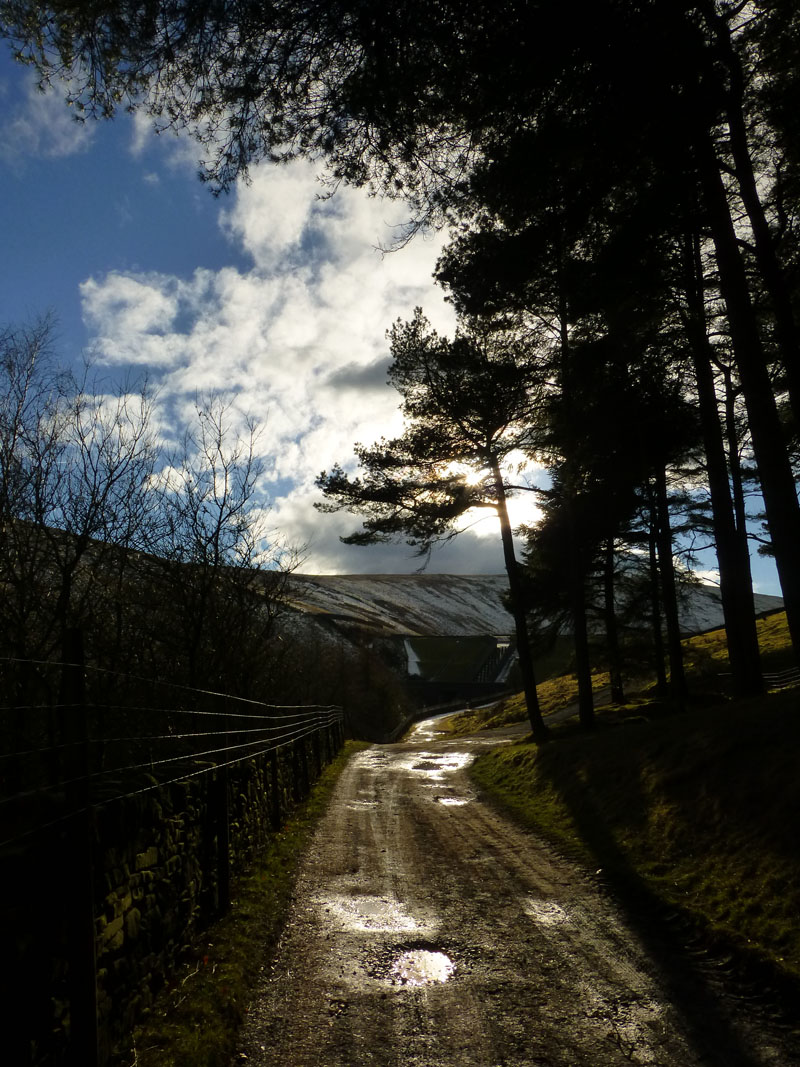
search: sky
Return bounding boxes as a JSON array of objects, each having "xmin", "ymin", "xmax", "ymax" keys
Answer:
[
  {"xmin": 0, "ymin": 48, "xmax": 548, "ymax": 576},
  {"xmin": 0, "ymin": 47, "xmax": 782, "ymax": 594}
]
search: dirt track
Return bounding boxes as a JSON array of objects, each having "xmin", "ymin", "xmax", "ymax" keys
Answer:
[{"xmin": 235, "ymin": 717, "xmax": 797, "ymax": 1066}]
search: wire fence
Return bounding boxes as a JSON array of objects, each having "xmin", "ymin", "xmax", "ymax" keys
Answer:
[
  {"xmin": 0, "ymin": 651, "xmax": 342, "ymax": 844},
  {"xmin": 763, "ymin": 666, "xmax": 800, "ymax": 690},
  {"xmin": 0, "ymin": 636, "xmax": 345, "ymax": 1067}
]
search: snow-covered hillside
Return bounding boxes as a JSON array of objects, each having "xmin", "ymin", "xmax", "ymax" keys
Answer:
[
  {"xmin": 286, "ymin": 574, "xmax": 513, "ymax": 636},
  {"xmin": 678, "ymin": 585, "xmax": 784, "ymax": 634},
  {"xmin": 286, "ymin": 573, "xmax": 784, "ymax": 637}
]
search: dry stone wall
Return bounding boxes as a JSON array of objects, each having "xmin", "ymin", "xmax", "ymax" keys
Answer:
[
  {"xmin": 92, "ymin": 742, "xmax": 309, "ymax": 1063},
  {"xmin": 12, "ymin": 729, "xmax": 336, "ymax": 1067}
]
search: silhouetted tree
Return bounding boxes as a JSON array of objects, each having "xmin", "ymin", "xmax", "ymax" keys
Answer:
[
  {"xmin": 0, "ymin": 318, "xmax": 159, "ymax": 662},
  {"xmin": 5, "ymin": 0, "xmax": 800, "ymax": 660},
  {"xmin": 317, "ymin": 310, "xmax": 549, "ymax": 740},
  {"xmin": 145, "ymin": 397, "xmax": 290, "ymax": 694}
]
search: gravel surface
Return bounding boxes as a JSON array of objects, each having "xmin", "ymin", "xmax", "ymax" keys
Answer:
[{"xmin": 235, "ymin": 717, "xmax": 798, "ymax": 1066}]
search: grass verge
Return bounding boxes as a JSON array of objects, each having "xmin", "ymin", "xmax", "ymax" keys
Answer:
[
  {"xmin": 470, "ymin": 692, "xmax": 800, "ymax": 990},
  {"xmin": 446, "ymin": 670, "xmax": 611, "ymax": 734},
  {"xmin": 448, "ymin": 610, "xmax": 797, "ymax": 737},
  {"xmin": 116, "ymin": 741, "xmax": 369, "ymax": 1067}
]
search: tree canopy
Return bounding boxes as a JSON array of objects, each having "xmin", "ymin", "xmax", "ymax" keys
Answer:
[
  {"xmin": 4, "ymin": 0, "xmax": 800, "ymax": 696},
  {"xmin": 317, "ymin": 310, "xmax": 549, "ymax": 738}
]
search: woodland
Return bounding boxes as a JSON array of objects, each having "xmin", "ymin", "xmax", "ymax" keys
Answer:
[{"xmin": 2, "ymin": 1, "xmax": 800, "ymax": 737}]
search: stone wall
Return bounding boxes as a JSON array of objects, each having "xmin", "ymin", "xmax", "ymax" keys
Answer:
[
  {"xmin": 93, "ymin": 740, "xmax": 311, "ymax": 1063},
  {"xmin": 5, "ymin": 726, "xmax": 340, "ymax": 1066}
]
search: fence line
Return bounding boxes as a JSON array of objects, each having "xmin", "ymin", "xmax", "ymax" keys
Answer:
[
  {"xmin": 764, "ymin": 667, "xmax": 800, "ymax": 689},
  {"xmin": 0, "ymin": 643, "xmax": 345, "ymax": 1067}
]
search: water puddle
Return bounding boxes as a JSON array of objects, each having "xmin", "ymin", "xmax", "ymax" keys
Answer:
[
  {"xmin": 401, "ymin": 750, "xmax": 475, "ymax": 782},
  {"xmin": 435, "ymin": 796, "xmax": 472, "ymax": 807},
  {"xmin": 523, "ymin": 898, "xmax": 570, "ymax": 926},
  {"xmin": 409, "ymin": 715, "xmax": 454, "ymax": 741},
  {"xmin": 354, "ymin": 750, "xmax": 389, "ymax": 770},
  {"xmin": 390, "ymin": 949, "xmax": 456, "ymax": 986},
  {"xmin": 317, "ymin": 893, "xmax": 426, "ymax": 934}
]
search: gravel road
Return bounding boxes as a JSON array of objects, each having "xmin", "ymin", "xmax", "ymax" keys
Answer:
[{"xmin": 235, "ymin": 717, "xmax": 798, "ymax": 1066}]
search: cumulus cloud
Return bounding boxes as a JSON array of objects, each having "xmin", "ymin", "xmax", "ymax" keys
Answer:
[
  {"xmin": 693, "ymin": 568, "xmax": 721, "ymax": 587},
  {"xmin": 82, "ymin": 157, "xmax": 539, "ymax": 572},
  {"xmin": 270, "ymin": 486, "xmax": 509, "ymax": 576},
  {"xmin": 0, "ymin": 69, "xmax": 94, "ymax": 162},
  {"xmin": 324, "ymin": 358, "xmax": 392, "ymax": 393}
]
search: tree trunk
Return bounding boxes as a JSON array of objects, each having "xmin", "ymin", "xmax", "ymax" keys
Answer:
[
  {"xmin": 603, "ymin": 538, "xmax": 625, "ymax": 703},
  {"xmin": 556, "ymin": 252, "xmax": 595, "ymax": 729},
  {"xmin": 680, "ymin": 232, "xmax": 763, "ymax": 695},
  {"xmin": 699, "ymin": 0, "xmax": 800, "ymax": 422},
  {"xmin": 652, "ymin": 472, "xmax": 688, "ymax": 710},
  {"xmin": 695, "ymin": 128, "xmax": 800, "ymax": 662},
  {"xmin": 568, "ymin": 525, "xmax": 595, "ymax": 729},
  {"xmin": 490, "ymin": 457, "xmax": 548, "ymax": 741}
]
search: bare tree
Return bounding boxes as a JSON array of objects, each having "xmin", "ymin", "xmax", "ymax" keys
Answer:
[
  {"xmin": 0, "ymin": 325, "xmax": 293, "ymax": 701},
  {"xmin": 0, "ymin": 321, "xmax": 159, "ymax": 661},
  {"xmin": 147, "ymin": 396, "xmax": 291, "ymax": 694}
]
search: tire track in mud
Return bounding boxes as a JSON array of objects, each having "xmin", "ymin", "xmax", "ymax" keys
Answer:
[{"xmin": 235, "ymin": 719, "xmax": 797, "ymax": 1067}]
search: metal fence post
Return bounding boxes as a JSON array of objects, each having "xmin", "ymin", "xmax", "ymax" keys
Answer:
[
  {"xmin": 214, "ymin": 697, "xmax": 230, "ymax": 916},
  {"xmin": 300, "ymin": 738, "xmax": 310, "ymax": 797},
  {"xmin": 60, "ymin": 627, "xmax": 99, "ymax": 1067},
  {"xmin": 327, "ymin": 721, "xmax": 335, "ymax": 761},
  {"xmin": 290, "ymin": 740, "xmax": 301, "ymax": 804},
  {"xmin": 312, "ymin": 728, "xmax": 322, "ymax": 778},
  {"xmin": 269, "ymin": 749, "xmax": 281, "ymax": 831}
]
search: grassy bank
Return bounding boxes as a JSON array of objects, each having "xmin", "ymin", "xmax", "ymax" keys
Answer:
[
  {"xmin": 464, "ymin": 611, "xmax": 800, "ymax": 989},
  {"xmin": 116, "ymin": 741, "xmax": 368, "ymax": 1067},
  {"xmin": 448, "ymin": 671, "xmax": 612, "ymax": 734},
  {"xmin": 470, "ymin": 695, "xmax": 800, "ymax": 984}
]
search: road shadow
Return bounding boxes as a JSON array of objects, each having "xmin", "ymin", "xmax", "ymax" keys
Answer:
[{"xmin": 523, "ymin": 729, "xmax": 800, "ymax": 1067}]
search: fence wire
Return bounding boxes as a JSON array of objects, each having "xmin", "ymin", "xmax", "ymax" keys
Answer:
[{"xmin": 0, "ymin": 654, "xmax": 344, "ymax": 851}]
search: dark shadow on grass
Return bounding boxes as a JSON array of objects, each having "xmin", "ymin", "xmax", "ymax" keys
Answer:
[{"xmin": 531, "ymin": 718, "xmax": 800, "ymax": 1067}]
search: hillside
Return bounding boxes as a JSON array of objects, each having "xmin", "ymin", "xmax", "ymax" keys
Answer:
[
  {"xmin": 286, "ymin": 572, "xmax": 784, "ymax": 637},
  {"xmin": 286, "ymin": 573, "xmax": 513, "ymax": 636}
]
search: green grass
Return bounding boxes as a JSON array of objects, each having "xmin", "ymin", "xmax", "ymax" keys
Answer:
[
  {"xmin": 116, "ymin": 742, "xmax": 369, "ymax": 1067},
  {"xmin": 467, "ymin": 612, "xmax": 800, "ymax": 988},
  {"xmin": 470, "ymin": 695, "xmax": 800, "ymax": 982},
  {"xmin": 446, "ymin": 670, "xmax": 611, "ymax": 734},
  {"xmin": 449, "ymin": 610, "xmax": 796, "ymax": 736}
]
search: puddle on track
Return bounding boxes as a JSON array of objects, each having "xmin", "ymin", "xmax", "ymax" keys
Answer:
[
  {"xmin": 523, "ymin": 898, "xmax": 570, "ymax": 926},
  {"xmin": 390, "ymin": 949, "xmax": 456, "ymax": 986},
  {"xmin": 353, "ymin": 750, "xmax": 390, "ymax": 770},
  {"xmin": 401, "ymin": 750, "xmax": 476, "ymax": 781},
  {"xmin": 316, "ymin": 893, "xmax": 431, "ymax": 934}
]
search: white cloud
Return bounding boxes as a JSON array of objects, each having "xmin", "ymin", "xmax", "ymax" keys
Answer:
[
  {"xmin": 693, "ymin": 568, "xmax": 721, "ymax": 587},
  {"xmin": 81, "ymin": 273, "xmax": 184, "ymax": 365},
  {"xmin": 270, "ymin": 485, "xmax": 508, "ymax": 576},
  {"xmin": 219, "ymin": 164, "xmax": 321, "ymax": 269},
  {"xmin": 129, "ymin": 108, "xmax": 203, "ymax": 174},
  {"xmin": 80, "ymin": 157, "xmax": 489, "ymax": 572},
  {"xmin": 0, "ymin": 69, "xmax": 94, "ymax": 162}
]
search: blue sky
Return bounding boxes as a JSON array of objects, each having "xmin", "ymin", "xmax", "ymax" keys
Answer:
[
  {"xmin": 0, "ymin": 46, "xmax": 782, "ymax": 595},
  {"xmin": 0, "ymin": 47, "xmax": 513, "ymax": 574}
]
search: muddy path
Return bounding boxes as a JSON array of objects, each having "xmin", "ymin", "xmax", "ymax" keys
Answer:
[{"xmin": 235, "ymin": 718, "xmax": 797, "ymax": 1066}]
